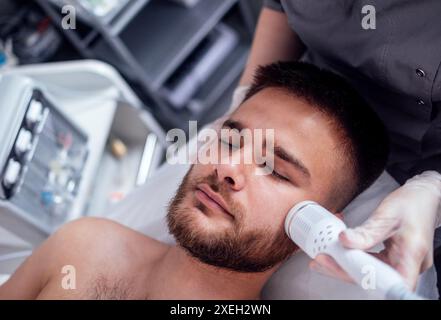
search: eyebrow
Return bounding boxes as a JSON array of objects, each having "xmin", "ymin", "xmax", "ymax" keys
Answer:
[
  {"xmin": 273, "ymin": 145, "xmax": 311, "ymax": 178},
  {"xmin": 222, "ymin": 119, "xmax": 245, "ymax": 131},
  {"xmin": 222, "ymin": 119, "xmax": 311, "ymax": 178}
]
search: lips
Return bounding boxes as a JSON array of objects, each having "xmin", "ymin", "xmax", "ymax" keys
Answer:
[{"xmin": 195, "ymin": 184, "xmax": 234, "ymax": 219}]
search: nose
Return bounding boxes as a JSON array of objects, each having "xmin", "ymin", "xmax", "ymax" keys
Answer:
[
  {"xmin": 215, "ymin": 165, "xmax": 246, "ymax": 191},
  {"xmin": 215, "ymin": 150, "xmax": 248, "ymax": 191}
]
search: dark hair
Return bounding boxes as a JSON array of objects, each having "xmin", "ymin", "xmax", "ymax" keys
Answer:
[{"xmin": 244, "ymin": 61, "xmax": 389, "ymax": 210}]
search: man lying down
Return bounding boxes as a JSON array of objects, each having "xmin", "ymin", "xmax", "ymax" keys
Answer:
[{"xmin": 0, "ymin": 62, "xmax": 389, "ymax": 299}]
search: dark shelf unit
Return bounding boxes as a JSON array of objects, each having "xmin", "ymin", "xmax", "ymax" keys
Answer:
[
  {"xmin": 119, "ymin": 0, "xmax": 237, "ymax": 90},
  {"xmin": 36, "ymin": 0, "xmax": 256, "ymax": 129}
]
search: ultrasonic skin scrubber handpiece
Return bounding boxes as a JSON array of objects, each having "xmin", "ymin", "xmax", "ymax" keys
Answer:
[{"xmin": 285, "ymin": 201, "xmax": 424, "ymax": 300}]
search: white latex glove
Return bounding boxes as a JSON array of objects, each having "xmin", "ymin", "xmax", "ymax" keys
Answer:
[
  {"xmin": 176, "ymin": 85, "xmax": 251, "ymax": 163},
  {"xmin": 204, "ymin": 84, "xmax": 250, "ymax": 141},
  {"xmin": 205, "ymin": 85, "xmax": 250, "ymax": 134},
  {"xmin": 310, "ymin": 171, "xmax": 441, "ymax": 290},
  {"xmin": 227, "ymin": 84, "xmax": 251, "ymax": 114}
]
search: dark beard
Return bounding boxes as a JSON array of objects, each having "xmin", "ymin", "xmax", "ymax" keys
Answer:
[{"xmin": 167, "ymin": 167, "xmax": 297, "ymax": 273}]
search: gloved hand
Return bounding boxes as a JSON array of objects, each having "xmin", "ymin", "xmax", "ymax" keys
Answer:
[
  {"xmin": 310, "ymin": 171, "xmax": 441, "ymax": 290},
  {"xmin": 180, "ymin": 85, "xmax": 250, "ymax": 163},
  {"xmin": 228, "ymin": 85, "xmax": 251, "ymax": 114},
  {"xmin": 206, "ymin": 84, "xmax": 251, "ymax": 132}
]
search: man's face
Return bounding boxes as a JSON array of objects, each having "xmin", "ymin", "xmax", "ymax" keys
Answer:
[{"xmin": 168, "ymin": 88, "xmax": 344, "ymax": 273}]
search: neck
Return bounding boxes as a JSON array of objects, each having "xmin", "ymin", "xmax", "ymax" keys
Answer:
[{"xmin": 149, "ymin": 246, "xmax": 277, "ymax": 299}]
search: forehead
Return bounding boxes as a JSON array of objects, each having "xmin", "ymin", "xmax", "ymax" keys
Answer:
[{"xmin": 232, "ymin": 87, "xmax": 343, "ymax": 182}]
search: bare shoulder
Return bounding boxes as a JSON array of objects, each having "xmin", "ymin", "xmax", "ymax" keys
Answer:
[
  {"xmin": 55, "ymin": 217, "xmax": 165, "ymax": 250},
  {"xmin": 36, "ymin": 217, "xmax": 169, "ymax": 299},
  {"xmin": 52, "ymin": 217, "xmax": 169, "ymax": 270},
  {"xmin": 1, "ymin": 217, "xmax": 168, "ymax": 299}
]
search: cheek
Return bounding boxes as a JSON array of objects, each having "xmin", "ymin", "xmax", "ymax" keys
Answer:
[
  {"xmin": 190, "ymin": 163, "xmax": 212, "ymax": 181},
  {"xmin": 179, "ymin": 164, "xmax": 207, "ymax": 200},
  {"xmin": 244, "ymin": 178, "xmax": 298, "ymax": 232}
]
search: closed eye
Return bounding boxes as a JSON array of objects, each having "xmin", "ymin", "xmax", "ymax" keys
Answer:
[
  {"xmin": 219, "ymin": 137, "xmax": 240, "ymax": 150},
  {"xmin": 219, "ymin": 136, "xmax": 291, "ymax": 183},
  {"xmin": 262, "ymin": 162, "xmax": 290, "ymax": 182}
]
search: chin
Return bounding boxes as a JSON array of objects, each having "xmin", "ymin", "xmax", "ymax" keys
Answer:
[{"xmin": 189, "ymin": 206, "xmax": 232, "ymax": 235}]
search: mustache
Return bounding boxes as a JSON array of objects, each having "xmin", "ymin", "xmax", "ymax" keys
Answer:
[{"xmin": 192, "ymin": 171, "xmax": 244, "ymax": 223}]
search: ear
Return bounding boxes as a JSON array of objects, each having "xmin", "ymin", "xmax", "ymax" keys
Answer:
[{"xmin": 334, "ymin": 212, "xmax": 344, "ymax": 221}]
